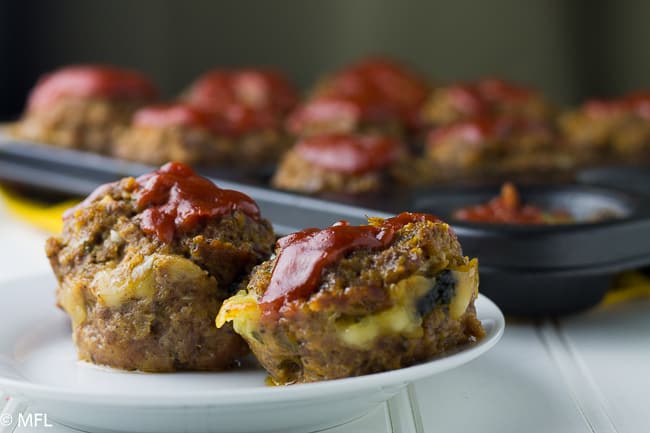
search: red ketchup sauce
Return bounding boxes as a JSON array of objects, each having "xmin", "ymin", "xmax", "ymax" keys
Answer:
[
  {"xmin": 186, "ymin": 69, "xmax": 297, "ymax": 114},
  {"xmin": 294, "ymin": 133, "xmax": 402, "ymax": 174},
  {"xmin": 286, "ymin": 97, "xmax": 363, "ymax": 135},
  {"xmin": 585, "ymin": 91, "xmax": 650, "ymax": 119},
  {"xmin": 135, "ymin": 162, "xmax": 261, "ymax": 243},
  {"xmin": 260, "ymin": 212, "xmax": 439, "ymax": 318},
  {"xmin": 27, "ymin": 65, "xmax": 157, "ymax": 112},
  {"xmin": 319, "ymin": 58, "xmax": 428, "ymax": 126},
  {"xmin": 454, "ymin": 183, "xmax": 569, "ymax": 224},
  {"xmin": 133, "ymin": 104, "xmax": 212, "ymax": 130}
]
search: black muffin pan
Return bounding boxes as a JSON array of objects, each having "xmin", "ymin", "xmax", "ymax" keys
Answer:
[{"xmin": 2, "ymin": 136, "xmax": 650, "ymax": 316}]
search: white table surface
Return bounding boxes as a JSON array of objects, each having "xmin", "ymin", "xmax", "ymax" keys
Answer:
[{"xmin": 0, "ymin": 201, "xmax": 648, "ymax": 433}]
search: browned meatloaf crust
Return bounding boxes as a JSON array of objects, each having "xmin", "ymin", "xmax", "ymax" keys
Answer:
[
  {"xmin": 558, "ymin": 93, "xmax": 650, "ymax": 163},
  {"xmin": 271, "ymin": 133, "xmax": 409, "ymax": 194},
  {"xmin": 13, "ymin": 65, "xmax": 157, "ymax": 154},
  {"xmin": 217, "ymin": 214, "xmax": 485, "ymax": 385},
  {"xmin": 46, "ymin": 166, "xmax": 275, "ymax": 372},
  {"xmin": 14, "ymin": 98, "xmax": 144, "ymax": 154},
  {"xmin": 421, "ymin": 78, "xmax": 553, "ymax": 127},
  {"xmin": 425, "ymin": 115, "xmax": 573, "ymax": 178}
]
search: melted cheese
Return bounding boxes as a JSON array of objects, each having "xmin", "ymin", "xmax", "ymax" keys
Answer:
[
  {"xmin": 336, "ymin": 275, "xmax": 431, "ymax": 349},
  {"xmin": 449, "ymin": 258, "xmax": 479, "ymax": 320},
  {"xmin": 216, "ymin": 291, "xmax": 261, "ymax": 340}
]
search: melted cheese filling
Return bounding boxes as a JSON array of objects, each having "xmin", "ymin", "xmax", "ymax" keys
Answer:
[{"xmin": 216, "ymin": 259, "xmax": 480, "ymax": 352}]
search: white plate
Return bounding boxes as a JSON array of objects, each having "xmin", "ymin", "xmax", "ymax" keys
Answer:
[{"xmin": 0, "ymin": 273, "xmax": 504, "ymax": 433}]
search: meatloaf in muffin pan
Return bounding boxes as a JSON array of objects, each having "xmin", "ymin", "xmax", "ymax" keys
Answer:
[
  {"xmin": 12, "ymin": 65, "xmax": 157, "ymax": 153},
  {"xmin": 559, "ymin": 92, "xmax": 650, "ymax": 162},
  {"xmin": 113, "ymin": 103, "xmax": 232, "ymax": 165},
  {"xmin": 46, "ymin": 162, "xmax": 275, "ymax": 372},
  {"xmin": 421, "ymin": 78, "xmax": 553, "ymax": 127},
  {"xmin": 425, "ymin": 115, "xmax": 572, "ymax": 177},
  {"xmin": 182, "ymin": 68, "xmax": 299, "ymax": 165},
  {"xmin": 217, "ymin": 212, "xmax": 485, "ymax": 385},
  {"xmin": 288, "ymin": 57, "xmax": 429, "ymax": 138},
  {"xmin": 271, "ymin": 132, "xmax": 410, "ymax": 194}
]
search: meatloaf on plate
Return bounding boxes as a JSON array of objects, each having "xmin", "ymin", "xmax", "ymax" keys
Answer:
[
  {"xmin": 217, "ymin": 212, "xmax": 485, "ymax": 385},
  {"xmin": 46, "ymin": 162, "xmax": 275, "ymax": 371}
]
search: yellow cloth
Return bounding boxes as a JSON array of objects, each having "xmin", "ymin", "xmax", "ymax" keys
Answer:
[
  {"xmin": 0, "ymin": 187, "xmax": 79, "ymax": 234},
  {"xmin": 1, "ymin": 185, "xmax": 649, "ymax": 307}
]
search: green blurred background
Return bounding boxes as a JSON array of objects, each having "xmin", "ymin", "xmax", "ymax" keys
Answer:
[{"xmin": 1, "ymin": 0, "xmax": 649, "ymax": 118}]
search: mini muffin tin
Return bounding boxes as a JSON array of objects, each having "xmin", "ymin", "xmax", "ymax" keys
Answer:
[{"xmin": 1, "ymin": 136, "xmax": 650, "ymax": 316}]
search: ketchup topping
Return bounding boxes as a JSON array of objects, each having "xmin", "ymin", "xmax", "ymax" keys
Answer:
[
  {"xmin": 286, "ymin": 97, "xmax": 363, "ymax": 135},
  {"xmin": 135, "ymin": 162, "xmax": 261, "ymax": 243},
  {"xmin": 185, "ymin": 68, "xmax": 298, "ymax": 114},
  {"xmin": 427, "ymin": 115, "xmax": 547, "ymax": 145},
  {"xmin": 27, "ymin": 65, "xmax": 157, "ymax": 112},
  {"xmin": 319, "ymin": 58, "xmax": 428, "ymax": 126},
  {"xmin": 454, "ymin": 183, "xmax": 570, "ymax": 224},
  {"xmin": 294, "ymin": 133, "xmax": 402, "ymax": 174},
  {"xmin": 260, "ymin": 212, "xmax": 439, "ymax": 316},
  {"xmin": 133, "ymin": 104, "xmax": 212, "ymax": 130},
  {"xmin": 584, "ymin": 91, "xmax": 650, "ymax": 119}
]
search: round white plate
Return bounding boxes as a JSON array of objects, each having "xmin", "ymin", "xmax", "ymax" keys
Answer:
[{"xmin": 0, "ymin": 273, "xmax": 504, "ymax": 433}]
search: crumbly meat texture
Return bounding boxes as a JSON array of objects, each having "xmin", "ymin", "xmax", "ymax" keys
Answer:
[
  {"xmin": 113, "ymin": 125, "xmax": 233, "ymax": 166},
  {"xmin": 425, "ymin": 128, "xmax": 574, "ymax": 177},
  {"xmin": 271, "ymin": 150, "xmax": 385, "ymax": 194},
  {"xmin": 114, "ymin": 124, "xmax": 289, "ymax": 167},
  {"xmin": 46, "ymin": 176, "xmax": 275, "ymax": 372},
  {"xmin": 559, "ymin": 110, "xmax": 650, "ymax": 162},
  {"xmin": 421, "ymin": 86, "xmax": 553, "ymax": 127},
  {"xmin": 12, "ymin": 98, "xmax": 145, "ymax": 154},
  {"xmin": 220, "ymin": 219, "xmax": 485, "ymax": 384}
]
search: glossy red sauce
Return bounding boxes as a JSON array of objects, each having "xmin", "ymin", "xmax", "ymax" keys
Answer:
[
  {"xmin": 583, "ymin": 91, "xmax": 650, "ymax": 118},
  {"xmin": 319, "ymin": 58, "xmax": 428, "ymax": 126},
  {"xmin": 427, "ymin": 115, "xmax": 546, "ymax": 145},
  {"xmin": 286, "ymin": 97, "xmax": 363, "ymax": 134},
  {"xmin": 454, "ymin": 183, "xmax": 569, "ymax": 224},
  {"xmin": 133, "ymin": 104, "xmax": 212, "ymax": 129},
  {"xmin": 427, "ymin": 115, "xmax": 504, "ymax": 144},
  {"xmin": 294, "ymin": 133, "xmax": 402, "ymax": 174},
  {"xmin": 185, "ymin": 68, "xmax": 297, "ymax": 114},
  {"xmin": 260, "ymin": 212, "xmax": 439, "ymax": 317},
  {"xmin": 135, "ymin": 162, "xmax": 261, "ymax": 243},
  {"xmin": 27, "ymin": 65, "xmax": 157, "ymax": 111}
]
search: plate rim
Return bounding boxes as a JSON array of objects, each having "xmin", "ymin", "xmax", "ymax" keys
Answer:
[{"xmin": 0, "ymin": 273, "xmax": 505, "ymax": 406}]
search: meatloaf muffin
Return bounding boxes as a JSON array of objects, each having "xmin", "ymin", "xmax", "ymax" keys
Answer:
[
  {"xmin": 182, "ymin": 68, "xmax": 299, "ymax": 165},
  {"xmin": 13, "ymin": 65, "xmax": 157, "ymax": 153},
  {"xmin": 421, "ymin": 78, "xmax": 552, "ymax": 127},
  {"xmin": 113, "ymin": 103, "xmax": 232, "ymax": 165},
  {"xmin": 288, "ymin": 57, "xmax": 429, "ymax": 137},
  {"xmin": 271, "ymin": 132, "xmax": 408, "ymax": 194},
  {"xmin": 46, "ymin": 162, "xmax": 275, "ymax": 371},
  {"xmin": 425, "ymin": 115, "xmax": 571, "ymax": 177},
  {"xmin": 559, "ymin": 92, "xmax": 650, "ymax": 162},
  {"xmin": 217, "ymin": 212, "xmax": 485, "ymax": 385}
]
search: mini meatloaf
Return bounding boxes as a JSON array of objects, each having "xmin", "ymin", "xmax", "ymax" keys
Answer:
[
  {"xmin": 288, "ymin": 58, "xmax": 429, "ymax": 137},
  {"xmin": 13, "ymin": 65, "xmax": 157, "ymax": 153},
  {"xmin": 113, "ymin": 103, "xmax": 232, "ymax": 165},
  {"xmin": 46, "ymin": 162, "xmax": 275, "ymax": 372},
  {"xmin": 421, "ymin": 78, "xmax": 553, "ymax": 127},
  {"xmin": 217, "ymin": 212, "xmax": 485, "ymax": 385},
  {"xmin": 559, "ymin": 92, "xmax": 650, "ymax": 162},
  {"xmin": 425, "ymin": 115, "xmax": 571, "ymax": 176},
  {"xmin": 271, "ymin": 133, "xmax": 407, "ymax": 194},
  {"xmin": 182, "ymin": 68, "xmax": 299, "ymax": 165}
]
